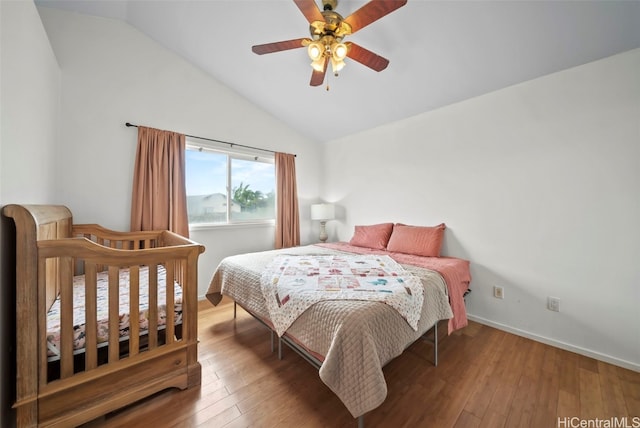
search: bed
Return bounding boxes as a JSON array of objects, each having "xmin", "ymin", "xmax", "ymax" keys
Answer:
[
  {"xmin": 3, "ymin": 204, "xmax": 205, "ymax": 427},
  {"xmin": 206, "ymin": 222, "xmax": 471, "ymax": 424}
]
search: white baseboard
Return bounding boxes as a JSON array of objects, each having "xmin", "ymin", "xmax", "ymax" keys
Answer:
[{"xmin": 467, "ymin": 314, "xmax": 640, "ymax": 373}]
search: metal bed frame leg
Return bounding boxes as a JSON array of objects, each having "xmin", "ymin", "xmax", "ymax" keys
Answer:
[
  {"xmin": 434, "ymin": 321, "xmax": 438, "ymax": 367},
  {"xmin": 418, "ymin": 320, "xmax": 440, "ymax": 367},
  {"xmin": 232, "ymin": 301, "xmax": 283, "ymax": 359},
  {"xmin": 358, "ymin": 415, "xmax": 364, "ymax": 428}
]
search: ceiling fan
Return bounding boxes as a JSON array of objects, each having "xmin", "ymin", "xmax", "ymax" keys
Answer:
[{"xmin": 251, "ymin": 0, "xmax": 408, "ymax": 87}]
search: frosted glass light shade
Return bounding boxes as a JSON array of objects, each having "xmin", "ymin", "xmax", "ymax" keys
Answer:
[
  {"xmin": 308, "ymin": 42, "xmax": 324, "ymax": 61},
  {"xmin": 332, "ymin": 42, "xmax": 347, "ymax": 60},
  {"xmin": 310, "ymin": 203, "xmax": 335, "ymax": 221}
]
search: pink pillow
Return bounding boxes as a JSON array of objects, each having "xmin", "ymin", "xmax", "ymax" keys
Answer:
[
  {"xmin": 386, "ymin": 223, "xmax": 446, "ymax": 257},
  {"xmin": 349, "ymin": 223, "xmax": 394, "ymax": 250}
]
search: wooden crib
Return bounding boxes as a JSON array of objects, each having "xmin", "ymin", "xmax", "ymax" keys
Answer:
[{"xmin": 3, "ymin": 204, "xmax": 205, "ymax": 427}]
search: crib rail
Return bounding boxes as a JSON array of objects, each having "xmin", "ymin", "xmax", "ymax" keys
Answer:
[
  {"xmin": 33, "ymin": 235, "xmax": 203, "ymax": 425},
  {"xmin": 72, "ymin": 224, "xmax": 162, "ymax": 250},
  {"xmin": 37, "ymin": 237, "xmax": 201, "ymax": 382}
]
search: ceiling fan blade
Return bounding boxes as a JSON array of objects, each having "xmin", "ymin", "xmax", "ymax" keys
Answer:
[
  {"xmin": 252, "ymin": 38, "xmax": 309, "ymax": 55},
  {"xmin": 310, "ymin": 58, "xmax": 329, "ymax": 86},
  {"xmin": 343, "ymin": 0, "xmax": 407, "ymax": 34},
  {"xmin": 346, "ymin": 42, "xmax": 389, "ymax": 72},
  {"xmin": 293, "ymin": 0, "xmax": 324, "ymax": 24}
]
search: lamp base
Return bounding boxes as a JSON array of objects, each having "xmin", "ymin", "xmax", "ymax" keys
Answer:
[{"xmin": 319, "ymin": 221, "xmax": 328, "ymax": 243}]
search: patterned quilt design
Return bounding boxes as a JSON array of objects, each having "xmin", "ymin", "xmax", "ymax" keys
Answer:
[
  {"xmin": 261, "ymin": 254, "xmax": 424, "ymax": 336},
  {"xmin": 46, "ymin": 265, "xmax": 182, "ymax": 359}
]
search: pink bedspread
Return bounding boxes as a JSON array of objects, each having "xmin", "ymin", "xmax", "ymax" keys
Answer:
[{"xmin": 317, "ymin": 242, "xmax": 471, "ymax": 333}]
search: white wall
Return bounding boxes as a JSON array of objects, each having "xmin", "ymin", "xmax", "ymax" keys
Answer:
[
  {"xmin": 0, "ymin": 1, "xmax": 61, "ymax": 426},
  {"xmin": 1, "ymin": 2, "xmax": 60, "ymax": 204},
  {"xmin": 37, "ymin": 7, "xmax": 323, "ymax": 296},
  {"xmin": 323, "ymin": 49, "xmax": 640, "ymax": 371}
]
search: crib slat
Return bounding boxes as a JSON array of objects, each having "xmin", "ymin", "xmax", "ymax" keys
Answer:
[
  {"xmin": 177, "ymin": 259, "xmax": 188, "ymax": 339},
  {"xmin": 60, "ymin": 257, "xmax": 74, "ymax": 378},
  {"xmin": 148, "ymin": 264, "xmax": 158, "ymax": 349},
  {"xmin": 108, "ymin": 266, "xmax": 119, "ymax": 363},
  {"xmin": 96, "ymin": 237, "xmax": 105, "ymax": 272},
  {"xmin": 38, "ymin": 258, "xmax": 48, "ymax": 387},
  {"xmin": 85, "ymin": 263, "xmax": 98, "ymax": 370},
  {"xmin": 176, "ymin": 261, "xmax": 185, "ymax": 300},
  {"xmin": 129, "ymin": 266, "xmax": 140, "ymax": 356},
  {"xmin": 165, "ymin": 262, "xmax": 175, "ymax": 344}
]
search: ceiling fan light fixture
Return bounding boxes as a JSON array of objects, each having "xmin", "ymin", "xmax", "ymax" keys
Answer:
[
  {"xmin": 331, "ymin": 42, "xmax": 348, "ymax": 60},
  {"xmin": 311, "ymin": 57, "xmax": 326, "ymax": 72},
  {"xmin": 330, "ymin": 57, "xmax": 345, "ymax": 75},
  {"xmin": 307, "ymin": 41, "xmax": 324, "ymax": 61}
]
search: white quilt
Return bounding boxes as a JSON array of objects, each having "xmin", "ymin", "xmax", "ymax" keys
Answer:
[{"xmin": 261, "ymin": 254, "xmax": 424, "ymax": 335}]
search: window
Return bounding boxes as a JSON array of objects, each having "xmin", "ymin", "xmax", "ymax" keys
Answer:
[{"xmin": 185, "ymin": 143, "xmax": 276, "ymax": 226}]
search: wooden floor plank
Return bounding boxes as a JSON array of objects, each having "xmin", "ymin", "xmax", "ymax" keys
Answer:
[
  {"xmin": 579, "ymin": 367, "xmax": 605, "ymax": 419},
  {"xmin": 80, "ymin": 299, "xmax": 640, "ymax": 428},
  {"xmin": 462, "ymin": 329, "xmax": 508, "ymax": 419},
  {"xmin": 598, "ymin": 360, "xmax": 629, "ymax": 417},
  {"xmin": 453, "ymin": 410, "xmax": 481, "ymax": 428},
  {"xmin": 541, "ymin": 346, "xmax": 558, "ymax": 374},
  {"xmin": 558, "ymin": 349, "xmax": 580, "ymax": 395},
  {"xmin": 618, "ymin": 366, "xmax": 640, "ymax": 416},
  {"xmin": 478, "ymin": 409, "xmax": 506, "ymax": 428},
  {"xmin": 504, "ymin": 374, "xmax": 539, "ymax": 428},
  {"xmin": 557, "ymin": 389, "xmax": 580, "ymax": 419}
]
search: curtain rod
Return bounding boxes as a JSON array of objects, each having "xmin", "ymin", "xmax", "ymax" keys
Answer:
[{"xmin": 125, "ymin": 122, "xmax": 295, "ymax": 157}]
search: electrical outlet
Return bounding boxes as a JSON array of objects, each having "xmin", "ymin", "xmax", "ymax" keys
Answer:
[
  {"xmin": 493, "ymin": 286, "xmax": 504, "ymax": 299},
  {"xmin": 547, "ymin": 296, "xmax": 560, "ymax": 312}
]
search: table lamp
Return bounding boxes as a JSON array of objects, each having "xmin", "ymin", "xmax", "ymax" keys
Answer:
[{"xmin": 310, "ymin": 203, "xmax": 335, "ymax": 243}]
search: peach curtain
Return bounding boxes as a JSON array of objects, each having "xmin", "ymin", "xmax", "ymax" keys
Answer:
[
  {"xmin": 130, "ymin": 126, "xmax": 189, "ymax": 237},
  {"xmin": 275, "ymin": 152, "xmax": 300, "ymax": 249}
]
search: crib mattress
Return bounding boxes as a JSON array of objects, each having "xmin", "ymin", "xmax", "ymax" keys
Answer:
[{"xmin": 46, "ymin": 265, "xmax": 182, "ymax": 359}]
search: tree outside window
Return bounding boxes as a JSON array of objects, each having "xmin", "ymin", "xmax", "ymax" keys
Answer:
[{"xmin": 185, "ymin": 145, "xmax": 275, "ymax": 225}]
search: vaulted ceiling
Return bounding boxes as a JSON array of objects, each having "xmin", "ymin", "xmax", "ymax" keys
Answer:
[{"xmin": 36, "ymin": 0, "xmax": 640, "ymax": 143}]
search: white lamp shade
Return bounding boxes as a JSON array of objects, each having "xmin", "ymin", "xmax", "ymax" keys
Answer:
[{"xmin": 310, "ymin": 203, "xmax": 335, "ymax": 221}]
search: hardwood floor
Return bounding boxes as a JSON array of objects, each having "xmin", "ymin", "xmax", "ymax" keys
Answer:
[{"xmin": 85, "ymin": 298, "xmax": 640, "ymax": 428}]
